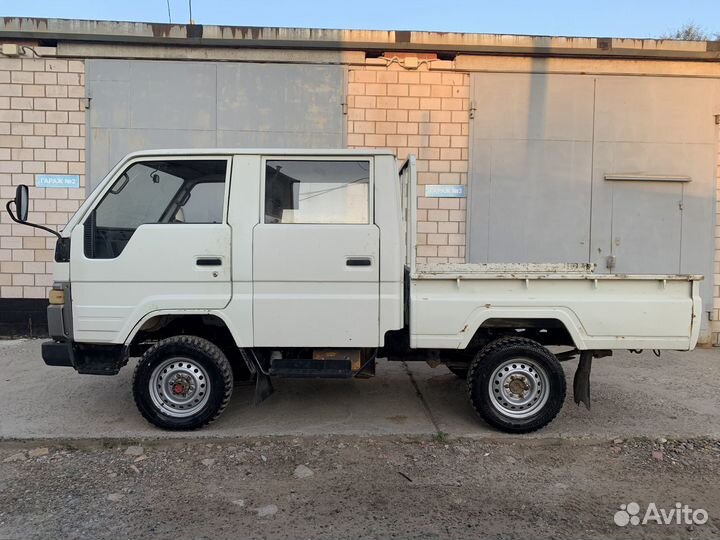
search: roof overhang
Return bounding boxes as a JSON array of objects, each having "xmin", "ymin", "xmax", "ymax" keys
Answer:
[{"xmin": 1, "ymin": 17, "xmax": 719, "ymax": 62}]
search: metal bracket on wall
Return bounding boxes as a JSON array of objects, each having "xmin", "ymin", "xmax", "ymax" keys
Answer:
[
  {"xmin": 341, "ymin": 101, "xmax": 348, "ymax": 115},
  {"xmin": 81, "ymin": 97, "xmax": 91, "ymax": 110},
  {"xmin": 469, "ymin": 100, "xmax": 476, "ymax": 119},
  {"xmin": 604, "ymin": 173, "xmax": 690, "ymax": 183}
]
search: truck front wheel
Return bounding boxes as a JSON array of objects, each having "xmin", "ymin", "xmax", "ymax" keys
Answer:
[
  {"xmin": 132, "ymin": 335, "xmax": 233, "ymax": 430},
  {"xmin": 466, "ymin": 337, "xmax": 566, "ymax": 433}
]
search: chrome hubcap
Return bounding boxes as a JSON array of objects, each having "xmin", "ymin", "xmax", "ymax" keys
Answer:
[
  {"xmin": 489, "ymin": 358, "xmax": 549, "ymax": 419},
  {"xmin": 149, "ymin": 357, "xmax": 211, "ymax": 418}
]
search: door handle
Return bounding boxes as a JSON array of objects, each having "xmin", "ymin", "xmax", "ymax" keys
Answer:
[
  {"xmin": 346, "ymin": 257, "xmax": 372, "ymax": 267},
  {"xmin": 196, "ymin": 257, "xmax": 222, "ymax": 267}
]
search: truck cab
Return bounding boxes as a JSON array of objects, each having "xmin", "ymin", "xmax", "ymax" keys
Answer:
[
  {"xmin": 52, "ymin": 150, "xmax": 404, "ymax": 351},
  {"xmin": 7, "ymin": 149, "xmax": 702, "ymax": 433}
]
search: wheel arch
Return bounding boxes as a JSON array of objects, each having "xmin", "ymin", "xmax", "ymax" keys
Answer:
[
  {"xmin": 124, "ymin": 310, "xmax": 247, "ymax": 348},
  {"xmin": 124, "ymin": 310, "xmax": 252, "ymax": 348},
  {"xmin": 459, "ymin": 308, "xmax": 588, "ymax": 350}
]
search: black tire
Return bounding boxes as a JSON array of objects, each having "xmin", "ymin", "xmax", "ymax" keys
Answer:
[
  {"xmin": 466, "ymin": 337, "xmax": 566, "ymax": 434},
  {"xmin": 132, "ymin": 335, "xmax": 233, "ymax": 430},
  {"xmin": 447, "ymin": 366, "xmax": 469, "ymax": 379}
]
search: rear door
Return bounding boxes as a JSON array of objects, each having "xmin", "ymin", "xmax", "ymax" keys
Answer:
[
  {"xmin": 70, "ymin": 156, "xmax": 232, "ymax": 343},
  {"xmin": 252, "ymin": 157, "xmax": 380, "ymax": 347}
]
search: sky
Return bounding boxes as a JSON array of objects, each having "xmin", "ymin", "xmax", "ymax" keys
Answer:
[{"xmin": 2, "ymin": 0, "xmax": 718, "ymax": 39}]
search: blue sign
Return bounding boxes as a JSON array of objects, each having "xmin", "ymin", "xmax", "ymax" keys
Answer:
[
  {"xmin": 425, "ymin": 185, "xmax": 466, "ymax": 198},
  {"xmin": 35, "ymin": 174, "xmax": 81, "ymax": 189}
]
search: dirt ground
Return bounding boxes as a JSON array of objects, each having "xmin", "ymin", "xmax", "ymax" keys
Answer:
[
  {"xmin": 1, "ymin": 436, "xmax": 718, "ymax": 540},
  {"xmin": 2, "ymin": 340, "xmax": 719, "ymax": 538}
]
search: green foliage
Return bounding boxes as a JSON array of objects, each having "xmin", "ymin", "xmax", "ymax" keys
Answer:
[{"xmin": 659, "ymin": 22, "xmax": 717, "ymax": 41}]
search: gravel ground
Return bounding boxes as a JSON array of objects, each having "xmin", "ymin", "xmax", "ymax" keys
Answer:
[{"xmin": 1, "ymin": 436, "xmax": 718, "ymax": 540}]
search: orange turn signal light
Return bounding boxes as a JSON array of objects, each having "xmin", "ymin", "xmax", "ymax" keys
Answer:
[{"xmin": 48, "ymin": 289, "xmax": 65, "ymax": 305}]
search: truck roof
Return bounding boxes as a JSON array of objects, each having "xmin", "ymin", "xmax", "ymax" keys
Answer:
[{"xmin": 122, "ymin": 148, "xmax": 397, "ymax": 159}]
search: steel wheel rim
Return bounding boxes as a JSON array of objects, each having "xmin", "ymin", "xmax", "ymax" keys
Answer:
[
  {"xmin": 149, "ymin": 357, "xmax": 211, "ymax": 418},
  {"xmin": 488, "ymin": 357, "xmax": 549, "ymax": 419}
]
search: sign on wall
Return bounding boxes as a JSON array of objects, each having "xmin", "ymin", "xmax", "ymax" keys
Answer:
[
  {"xmin": 425, "ymin": 185, "xmax": 466, "ymax": 198},
  {"xmin": 35, "ymin": 174, "xmax": 81, "ymax": 189}
]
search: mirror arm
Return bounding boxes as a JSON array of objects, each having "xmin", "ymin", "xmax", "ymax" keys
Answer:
[{"xmin": 5, "ymin": 200, "xmax": 62, "ymax": 239}]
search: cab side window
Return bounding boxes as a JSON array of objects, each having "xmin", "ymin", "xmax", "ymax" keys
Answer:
[
  {"xmin": 264, "ymin": 160, "xmax": 370, "ymax": 224},
  {"xmin": 85, "ymin": 159, "xmax": 227, "ymax": 259}
]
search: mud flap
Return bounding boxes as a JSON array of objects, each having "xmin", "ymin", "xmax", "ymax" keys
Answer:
[
  {"xmin": 240, "ymin": 349, "xmax": 275, "ymax": 405},
  {"xmin": 573, "ymin": 351, "xmax": 593, "ymax": 410},
  {"xmin": 254, "ymin": 370, "xmax": 274, "ymax": 405}
]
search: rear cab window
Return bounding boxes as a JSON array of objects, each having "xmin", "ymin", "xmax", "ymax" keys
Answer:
[{"xmin": 264, "ymin": 159, "xmax": 371, "ymax": 224}]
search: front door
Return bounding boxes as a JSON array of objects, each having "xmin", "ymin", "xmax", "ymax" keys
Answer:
[
  {"xmin": 70, "ymin": 156, "xmax": 233, "ymax": 343},
  {"xmin": 252, "ymin": 157, "xmax": 380, "ymax": 347}
]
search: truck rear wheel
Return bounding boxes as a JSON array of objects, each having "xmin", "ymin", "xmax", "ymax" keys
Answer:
[
  {"xmin": 466, "ymin": 337, "xmax": 566, "ymax": 433},
  {"xmin": 132, "ymin": 335, "xmax": 233, "ymax": 430}
]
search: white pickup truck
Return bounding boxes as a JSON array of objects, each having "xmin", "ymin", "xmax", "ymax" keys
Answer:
[{"xmin": 7, "ymin": 149, "xmax": 702, "ymax": 433}]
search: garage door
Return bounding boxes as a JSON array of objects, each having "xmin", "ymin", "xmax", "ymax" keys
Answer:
[
  {"xmin": 468, "ymin": 73, "xmax": 719, "ymax": 326},
  {"xmin": 86, "ymin": 60, "xmax": 345, "ymax": 190},
  {"xmin": 467, "ymin": 74, "xmax": 595, "ymax": 264},
  {"xmin": 589, "ymin": 76, "xmax": 718, "ymax": 279}
]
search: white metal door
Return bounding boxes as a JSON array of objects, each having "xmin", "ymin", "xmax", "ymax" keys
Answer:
[
  {"xmin": 70, "ymin": 157, "xmax": 233, "ymax": 344},
  {"xmin": 252, "ymin": 157, "xmax": 380, "ymax": 347}
]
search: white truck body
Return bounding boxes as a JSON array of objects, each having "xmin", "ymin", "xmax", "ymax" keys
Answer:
[
  {"xmin": 54, "ymin": 149, "xmax": 701, "ymax": 352},
  {"xmin": 11, "ymin": 148, "xmax": 701, "ymax": 433},
  {"xmin": 410, "ymin": 266, "xmax": 700, "ymax": 350},
  {"xmin": 400, "ymin": 156, "xmax": 702, "ymax": 353}
]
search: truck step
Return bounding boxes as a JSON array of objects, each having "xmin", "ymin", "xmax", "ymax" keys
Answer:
[{"xmin": 269, "ymin": 358, "xmax": 353, "ymax": 379}]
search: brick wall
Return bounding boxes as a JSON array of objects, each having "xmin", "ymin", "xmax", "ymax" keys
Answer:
[
  {"xmin": 0, "ymin": 54, "xmax": 86, "ymax": 299},
  {"xmin": 346, "ymin": 63, "xmax": 470, "ymax": 264}
]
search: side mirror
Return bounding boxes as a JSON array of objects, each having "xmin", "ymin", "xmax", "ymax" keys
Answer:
[
  {"xmin": 14, "ymin": 184, "xmax": 29, "ymax": 222},
  {"xmin": 6, "ymin": 183, "xmax": 61, "ymax": 239}
]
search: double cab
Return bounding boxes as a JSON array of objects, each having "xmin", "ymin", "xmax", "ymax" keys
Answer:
[{"xmin": 7, "ymin": 149, "xmax": 702, "ymax": 433}]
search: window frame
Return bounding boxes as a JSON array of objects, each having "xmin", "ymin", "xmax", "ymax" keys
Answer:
[
  {"xmin": 86, "ymin": 155, "xmax": 233, "ymax": 229},
  {"xmin": 260, "ymin": 156, "xmax": 374, "ymax": 226}
]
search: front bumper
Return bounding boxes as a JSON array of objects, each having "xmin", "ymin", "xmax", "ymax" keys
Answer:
[
  {"xmin": 41, "ymin": 340, "xmax": 129, "ymax": 375},
  {"xmin": 41, "ymin": 340, "xmax": 74, "ymax": 367},
  {"xmin": 47, "ymin": 281, "xmax": 72, "ymax": 341}
]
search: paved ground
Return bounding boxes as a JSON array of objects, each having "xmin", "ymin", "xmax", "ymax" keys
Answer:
[{"xmin": 1, "ymin": 339, "xmax": 719, "ymax": 441}]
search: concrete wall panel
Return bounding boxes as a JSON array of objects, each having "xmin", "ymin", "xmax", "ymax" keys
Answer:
[
  {"xmin": 86, "ymin": 60, "xmax": 344, "ymax": 190},
  {"xmin": 469, "ymin": 73, "xmax": 594, "ymax": 264}
]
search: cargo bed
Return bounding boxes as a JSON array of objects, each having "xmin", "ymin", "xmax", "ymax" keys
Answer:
[{"xmin": 399, "ymin": 158, "xmax": 702, "ymax": 352}]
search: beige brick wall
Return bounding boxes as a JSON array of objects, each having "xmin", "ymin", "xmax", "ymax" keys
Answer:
[
  {"xmin": 346, "ymin": 64, "xmax": 470, "ymax": 264},
  {"xmin": 0, "ymin": 55, "xmax": 85, "ymax": 299}
]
